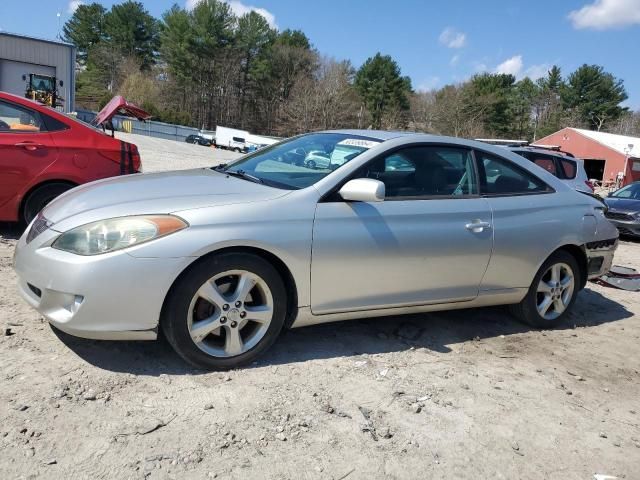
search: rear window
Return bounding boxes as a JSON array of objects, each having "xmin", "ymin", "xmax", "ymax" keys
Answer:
[
  {"xmin": 478, "ymin": 151, "xmax": 551, "ymax": 195},
  {"xmin": 532, "ymin": 156, "xmax": 557, "ymax": 175},
  {"xmin": 560, "ymin": 159, "xmax": 577, "ymax": 179}
]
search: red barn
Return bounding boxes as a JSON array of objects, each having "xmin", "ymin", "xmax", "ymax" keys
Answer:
[{"xmin": 536, "ymin": 128, "xmax": 640, "ymax": 187}]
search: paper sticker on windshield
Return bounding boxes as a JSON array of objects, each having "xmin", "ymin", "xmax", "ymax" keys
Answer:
[{"xmin": 337, "ymin": 138, "xmax": 380, "ymax": 149}]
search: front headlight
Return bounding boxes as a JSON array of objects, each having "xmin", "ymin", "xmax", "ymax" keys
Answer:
[{"xmin": 52, "ymin": 215, "xmax": 188, "ymax": 255}]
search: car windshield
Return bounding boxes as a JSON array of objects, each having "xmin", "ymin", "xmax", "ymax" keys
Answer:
[
  {"xmin": 611, "ymin": 183, "xmax": 640, "ymax": 200},
  {"xmin": 220, "ymin": 133, "xmax": 381, "ymax": 189}
]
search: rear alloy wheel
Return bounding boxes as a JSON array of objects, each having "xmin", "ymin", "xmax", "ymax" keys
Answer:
[
  {"xmin": 162, "ymin": 253, "xmax": 286, "ymax": 369},
  {"xmin": 535, "ymin": 263, "xmax": 575, "ymax": 321},
  {"xmin": 509, "ymin": 251, "xmax": 580, "ymax": 328},
  {"xmin": 22, "ymin": 183, "xmax": 73, "ymax": 225}
]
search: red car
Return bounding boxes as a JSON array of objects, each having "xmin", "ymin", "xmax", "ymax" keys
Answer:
[{"xmin": 0, "ymin": 92, "xmax": 145, "ymax": 223}]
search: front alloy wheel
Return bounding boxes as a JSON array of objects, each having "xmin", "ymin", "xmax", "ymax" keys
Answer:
[
  {"xmin": 188, "ymin": 270, "xmax": 274, "ymax": 357},
  {"xmin": 162, "ymin": 253, "xmax": 287, "ymax": 369}
]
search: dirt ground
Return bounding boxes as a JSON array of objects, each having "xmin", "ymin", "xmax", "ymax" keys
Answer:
[{"xmin": 0, "ymin": 225, "xmax": 638, "ymax": 479}]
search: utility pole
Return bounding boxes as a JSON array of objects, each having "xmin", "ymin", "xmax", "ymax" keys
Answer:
[{"xmin": 56, "ymin": 13, "xmax": 62, "ymax": 40}]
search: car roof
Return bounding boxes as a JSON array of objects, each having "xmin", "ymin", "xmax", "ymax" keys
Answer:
[{"xmin": 319, "ymin": 129, "xmax": 419, "ymax": 141}]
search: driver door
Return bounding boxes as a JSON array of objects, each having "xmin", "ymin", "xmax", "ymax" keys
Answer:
[{"xmin": 311, "ymin": 145, "xmax": 493, "ymax": 314}]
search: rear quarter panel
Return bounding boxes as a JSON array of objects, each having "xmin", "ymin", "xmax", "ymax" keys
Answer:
[
  {"xmin": 481, "ymin": 189, "xmax": 591, "ymax": 290},
  {"xmin": 49, "ymin": 126, "xmax": 123, "ymax": 182}
]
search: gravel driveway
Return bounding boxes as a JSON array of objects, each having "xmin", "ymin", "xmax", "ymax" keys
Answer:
[
  {"xmin": 0, "ymin": 134, "xmax": 639, "ymax": 479},
  {"xmin": 115, "ymin": 132, "xmax": 242, "ymax": 172}
]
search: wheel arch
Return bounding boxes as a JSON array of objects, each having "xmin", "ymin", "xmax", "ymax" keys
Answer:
[
  {"xmin": 161, "ymin": 246, "xmax": 300, "ymax": 329},
  {"xmin": 553, "ymin": 244, "xmax": 588, "ymax": 289}
]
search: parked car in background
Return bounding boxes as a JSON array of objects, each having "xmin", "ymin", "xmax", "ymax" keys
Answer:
[
  {"xmin": 508, "ymin": 146, "xmax": 593, "ymax": 193},
  {"xmin": 604, "ymin": 181, "xmax": 640, "ymax": 237},
  {"xmin": 0, "ymin": 91, "xmax": 142, "ymax": 224},
  {"xmin": 185, "ymin": 134, "xmax": 212, "ymax": 147},
  {"xmin": 13, "ymin": 130, "xmax": 618, "ymax": 369},
  {"xmin": 476, "ymin": 140, "xmax": 593, "ymax": 194}
]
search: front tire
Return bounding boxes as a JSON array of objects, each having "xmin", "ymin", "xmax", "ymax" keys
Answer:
[
  {"xmin": 161, "ymin": 253, "xmax": 287, "ymax": 369},
  {"xmin": 509, "ymin": 250, "xmax": 580, "ymax": 328}
]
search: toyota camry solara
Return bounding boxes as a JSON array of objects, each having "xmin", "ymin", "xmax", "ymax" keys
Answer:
[{"xmin": 13, "ymin": 130, "xmax": 618, "ymax": 369}]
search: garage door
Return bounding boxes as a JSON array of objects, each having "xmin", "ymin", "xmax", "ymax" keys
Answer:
[{"xmin": 0, "ymin": 60, "xmax": 56, "ymax": 97}]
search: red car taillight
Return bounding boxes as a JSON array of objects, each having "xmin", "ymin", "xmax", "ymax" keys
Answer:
[
  {"xmin": 130, "ymin": 144, "xmax": 142, "ymax": 173},
  {"xmin": 585, "ymin": 180, "xmax": 594, "ymax": 191}
]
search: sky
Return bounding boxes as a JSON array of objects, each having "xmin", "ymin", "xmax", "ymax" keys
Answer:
[{"xmin": 1, "ymin": 0, "xmax": 639, "ymax": 108}]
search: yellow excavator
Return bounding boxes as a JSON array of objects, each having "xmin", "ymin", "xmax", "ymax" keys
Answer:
[{"xmin": 24, "ymin": 73, "xmax": 64, "ymax": 109}]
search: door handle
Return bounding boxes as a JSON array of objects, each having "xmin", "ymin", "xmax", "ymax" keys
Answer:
[
  {"xmin": 465, "ymin": 220, "xmax": 492, "ymax": 232},
  {"xmin": 15, "ymin": 142, "xmax": 44, "ymax": 151}
]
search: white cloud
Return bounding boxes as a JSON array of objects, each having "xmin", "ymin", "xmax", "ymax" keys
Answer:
[
  {"xmin": 450, "ymin": 54, "xmax": 460, "ymax": 66},
  {"xmin": 438, "ymin": 27, "xmax": 466, "ymax": 48},
  {"xmin": 417, "ymin": 76, "xmax": 440, "ymax": 92},
  {"xmin": 495, "ymin": 55, "xmax": 523, "ymax": 76},
  {"xmin": 186, "ymin": 0, "xmax": 277, "ymax": 28},
  {"xmin": 494, "ymin": 55, "xmax": 551, "ymax": 80},
  {"xmin": 523, "ymin": 64, "xmax": 551, "ymax": 80},
  {"xmin": 569, "ymin": 0, "xmax": 640, "ymax": 29},
  {"xmin": 473, "ymin": 61, "xmax": 488, "ymax": 73},
  {"xmin": 68, "ymin": 0, "xmax": 83, "ymax": 13}
]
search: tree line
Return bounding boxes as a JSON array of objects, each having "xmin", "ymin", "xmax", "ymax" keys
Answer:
[{"xmin": 64, "ymin": 0, "xmax": 638, "ymax": 139}]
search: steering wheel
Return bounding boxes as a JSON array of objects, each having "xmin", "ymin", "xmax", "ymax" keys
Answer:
[{"xmin": 0, "ymin": 119, "xmax": 10, "ymax": 131}]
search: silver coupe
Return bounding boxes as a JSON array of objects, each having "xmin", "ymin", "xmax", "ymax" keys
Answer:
[{"xmin": 13, "ymin": 130, "xmax": 618, "ymax": 369}]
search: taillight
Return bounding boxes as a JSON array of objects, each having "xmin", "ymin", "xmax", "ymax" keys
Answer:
[
  {"xmin": 130, "ymin": 144, "xmax": 142, "ymax": 173},
  {"xmin": 585, "ymin": 180, "xmax": 594, "ymax": 191}
]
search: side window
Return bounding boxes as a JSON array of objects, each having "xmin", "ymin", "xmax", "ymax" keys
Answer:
[
  {"xmin": 384, "ymin": 154, "xmax": 415, "ymax": 172},
  {"xmin": 560, "ymin": 159, "xmax": 577, "ymax": 179},
  {"xmin": 530, "ymin": 154, "xmax": 558, "ymax": 176},
  {"xmin": 477, "ymin": 151, "xmax": 550, "ymax": 195},
  {"xmin": 360, "ymin": 146, "xmax": 478, "ymax": 199},
  {"xmin": 0, "ymin": 100, "xmax": 46, "ymax": 133}
]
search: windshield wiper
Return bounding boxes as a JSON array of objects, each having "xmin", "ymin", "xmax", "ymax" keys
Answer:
[
  {"xmin": 224, "ymin": 169, "xmax": 264, "ymax": 184},
  {"xmin": 213, "ymin": 163, "xmax": 227, "ymax": 171}
]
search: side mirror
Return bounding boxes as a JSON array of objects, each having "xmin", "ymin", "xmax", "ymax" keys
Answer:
[{"xmin": 339, "ymin": 178, "xmax": 385, "ymax": 202}]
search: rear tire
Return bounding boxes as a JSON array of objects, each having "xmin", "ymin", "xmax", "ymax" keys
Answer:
[
  {"xmin": 161, "ymin": 253, "xmax": 287, "ymax": 370},
  {"xmin": 22, "ymin": 183, "xmax": 73, "ymax": 225},
  {"xmin": 509, "ymin": 250, "xmax": 580, "ymax": 328}
]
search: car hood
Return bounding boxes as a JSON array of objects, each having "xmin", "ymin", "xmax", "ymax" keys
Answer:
[
  {"xmin": 604, "ymin": 197, "xmax": 640, "ymax": 212},
  {"xmin": 43, "ymin": 168, "xmax": 289, "ymax": 230}
]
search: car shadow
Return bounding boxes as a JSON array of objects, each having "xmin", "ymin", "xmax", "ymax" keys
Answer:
[
  {"xmin": 0, "ymin": 223, "xmax": 23, "ymax": 240},
  {"xmin": 53, "ymin": 287, "xmax": 633, "ymax": 375}
]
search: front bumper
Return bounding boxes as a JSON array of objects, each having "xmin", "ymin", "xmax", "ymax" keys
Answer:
[
  {"xmin": 606, "ymin": 218, "xmax": 640, "ymax": 237},
  {"xmin": 13, "ymin": 228, "xmax": 191, "ymax": 340},
  {"xmin": 584, "ymin": 238, "xmax": 617, "ymax": 280}
]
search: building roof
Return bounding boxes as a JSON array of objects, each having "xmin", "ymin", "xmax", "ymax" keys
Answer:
[
  {"xmin": 572, "ymin": 128, "xmax": 640, "ymax": 158},
  {"xmin": 0, "ymin": 31, "xmax": 74, "ymax": 49}
]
